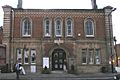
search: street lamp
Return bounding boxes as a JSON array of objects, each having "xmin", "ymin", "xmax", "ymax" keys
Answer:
[
  {"xmin": 114, "ymin": 36, "xmax": 118, "ymax": 66},
  {"xmin": 108, "ymin": 7, "xmax": 116, "ymax": 73}
]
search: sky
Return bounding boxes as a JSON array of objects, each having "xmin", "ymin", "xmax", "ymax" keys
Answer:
[{"xmin": 0, "ymin": 0, "xmax": 120, "ymax": 43}]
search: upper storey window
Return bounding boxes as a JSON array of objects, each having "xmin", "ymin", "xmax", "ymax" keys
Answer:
[
  {"xmin": 66, "ymin": 18, "xmax": 73, "ymax": 37},
  {"xmin": 55, "ymin": 18, "xmax": 62, "ymax": 37},
  {"xmin": 44, "ymin": 18, "xmax": 51, "ymax": 37},
  {"xmin": 22, "ymin": 18, "xmax": 32, "ymax": 37},
  {"xmin": 85, "ymin": 18, "xmax": 95, "ymax": 37}
]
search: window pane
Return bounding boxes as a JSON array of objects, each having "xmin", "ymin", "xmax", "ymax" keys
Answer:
[
  {"xmin": 68, "ymin": 30, "xmax": 72, "ymax": 35},
  {"xmin": 44, "ymin": 19, "xmax": 51, "ymax": 36},
  {"xmin": 24, "ymin": 21, "xmax": 28, "ymax": 35},
  {"xmin": 24, "ymin": 49, "xmax": 29, "ymax": 64},
  {"xmin": 82, "ymin": 49, "xmax": 87, "ymax": 64},
  {"xmin": 28, "ymin": 21, "xmax": 31, "ymax": 35},
  {"xmin": 23, "ymin": 19, "xmax": 31, "ymax": 36},
  {"xmin": 56, "ymin": 30, "xmax": 61, "ymax": 35},
  {"xmin": 88, "ymin": 49, "xmax": 94, "ymax": 64},
  {"xmin": 95, "ymin": 49, "xmax": 100, "ymax": 64},
  {"xmin": 56, "ymin": 20, "xmax": 61, "ymax": 36},
  {"xmin": 45, "ymin": 20, "xmax": 50, "ymax": 34},
  {"xmin": 67, "ymin": 20, "xmax": 71, "ymax": 27},
  {"xmin": 67, "ymin": 20, "xmax": 72, "ymax": 36},
  {"xmin": 31, "ymin": 49, "xmax": 36, "ymax": 64},
  {"xmin": 85, "ymin": 19, "xmax": 94, "ymax": 36},
  {"xmin": 56, "ymin": 21, "xmax": 60, "ymax": 29},
  {"xmin": 16, "ymin": 48, "xmax": 22, "ymax": 63},
  {"xmin": 57, "ymin": 20, "xmax": 60, "ymax": 25},
  {"xmin": 46, "ymin": 29, "xmax": 49, "ymax": 34},
  {"xmin": 68, "ymin": 25, "xmax": 71, "ymax": 30}
]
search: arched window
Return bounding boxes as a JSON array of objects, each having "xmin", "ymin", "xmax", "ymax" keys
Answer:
[
  {"xmin": 55, "ymin": 18, "xmax": 62, "ymax": 37},
  {"xmin": 66, "ymin": 18, "xmax": 73, "ymax": 36},
  {"xmin": 85, "ymin": 18, "xmax": 95, "ymax": 37},
  {"xmin": 44, "ymin": 18, "xmax": 51, "ymax": 37},
  {"xmin": 22, "ymin": 18, "xmax": 32, "ymax": 37}
]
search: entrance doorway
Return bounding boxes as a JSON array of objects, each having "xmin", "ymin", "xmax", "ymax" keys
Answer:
[{"xmin": 52, "ymin": 48, "xmax": 66, "ymax": 70}]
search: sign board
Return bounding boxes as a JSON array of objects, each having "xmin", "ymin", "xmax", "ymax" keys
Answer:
[
  {"xmin": 31, "ymin": 65, "xmax": 36, "ymax": 73},
  {"xmin": 43, "ymin": 57, "xmax": 49, "ymax": 68},
  {"xmin": 54, "ymin": 39, "xmax": 64, "ymax": 44},
  {"xmin": 115, "ymin": 67, "xmax": 120, "ymax": 73}
]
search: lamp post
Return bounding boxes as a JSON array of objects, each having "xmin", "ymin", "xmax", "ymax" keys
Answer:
[
  {"xmin": 114, "ymin": 36, "xmax": 118, "ymax": 66},
  {"xmin": 108, "ymin": 7, "xmax": 116, "ymax": 73}
]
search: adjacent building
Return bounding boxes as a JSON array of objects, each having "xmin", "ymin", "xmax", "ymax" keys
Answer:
[
  {"xmin": 0, "ymin": 27, "xmax": 6, "ymax": 66},
  {"xmin": 115, "ymin": 44, "xmax": 120, "ymax": 66},
  {"xmin": 0, "ymin": 27, "xmax": 3, "ymax": 44},
  {"xmin": 2, "ymin": 0, "xmax": 115, "ymax": 73}
]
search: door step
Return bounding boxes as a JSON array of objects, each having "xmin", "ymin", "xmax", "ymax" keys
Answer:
[{"xmin": 51, "ymin": 71, "xmax": 65, "ymax": 74}]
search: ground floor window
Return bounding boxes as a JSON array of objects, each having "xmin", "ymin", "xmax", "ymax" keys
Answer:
[
  {"xmin": 16, "ymin": 48, "xmax": 22, "ymax": 63},
  {"xmin": 81, "ymin": 48, "xmax": 101, "ymax": 65},
  {"xmin": 95, "ymin": 49, "xmax": 101, "ymax": 64},
  {"xmin": 24, "ymin": 49, "xmax": 29, "ymax": 64},
  {"xmin": 82, "ymin": 49, "xmax": 87, "ymax": 64},
  {"xmin": 88, "ymin": 49, "xmax": 94, "ymax": 64},
  {"xmin": 16, "ymin": 48, "xmax": 36, "ymax": 64},
  {"xmin": 31, "ymin": 49, "xmax": 36, "ymax": 64}
]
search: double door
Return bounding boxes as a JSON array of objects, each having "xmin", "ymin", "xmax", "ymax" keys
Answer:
[{"xmin": 52, "ymin": 49, "xmax": 66, "ymax": 70}]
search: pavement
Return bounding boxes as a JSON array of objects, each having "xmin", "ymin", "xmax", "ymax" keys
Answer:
[{"xmin": 0, "ymin": 71, "xmax": 117, "ymax": 80}]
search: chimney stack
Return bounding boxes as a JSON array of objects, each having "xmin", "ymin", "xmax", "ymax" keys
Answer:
[
  {"xmin": 17, "ymin": 0, "xmax": 22, "ymax": 9},
  {"xmin": 91, "ymin": 0, "xmax": 98, "ymax": 9}
]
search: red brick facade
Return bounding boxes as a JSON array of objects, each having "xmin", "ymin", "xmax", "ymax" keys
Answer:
[
  {"xmin": 13, "ymin": 10, "xmax": 106, "ymax": 39},
  {"xmin": 0, "ymin": 27, "xmax": 6, "ymax": 66},
  {"xmin": 0, "ymin": 27, "xmax": 3, "ymax": 44},
  {"xmin": 116, "ymin": 44, "xmax": 120, "ymax": 57}
]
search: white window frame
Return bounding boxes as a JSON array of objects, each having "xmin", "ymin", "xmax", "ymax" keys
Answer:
[
  {"xmin": 44, "ymin": 18, "xmax": 51, "ymax": 37},
  {"xmin": 66, "ymin": 18, "xmax": 73, "ymax": 37},
  {"xmin": 22, "ymin": 18, "xmax": 32, "ymax": 37},
  {"xmin": 55, "ymin": 18, "xmax": 62, "ymax": 37},
  {"xmin": 84, "ymin": 18, "xmax": 95, "ymax": 37}
]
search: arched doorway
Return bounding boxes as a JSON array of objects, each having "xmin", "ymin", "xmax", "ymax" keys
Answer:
[{"xmin": 52, "ymin": 48, "xmax": 66, "ymax": 70}]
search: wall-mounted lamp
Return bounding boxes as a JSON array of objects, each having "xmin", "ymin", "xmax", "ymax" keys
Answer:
[{"xmin": 78, "ymin": 33, "xmax": 81, "ymax": 37}]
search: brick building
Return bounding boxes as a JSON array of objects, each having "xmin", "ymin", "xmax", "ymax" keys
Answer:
[
  {"xmin": 2, "ymin": 1, "xmax": 115, "ymax": 73},
  {"xmin": 116, "ymin": 44, "xmax": 120, "ymax": 57},
  {"xmin": 115, "ymin": 44, "xmax": 120, "ymax": 66},
  {"xmin": 0, "ymin": 27, "xmax": 6, "ymax": 66},
  {"xmin": 0, "ymin": 27, "xmax": 3, "ymax": 44}
]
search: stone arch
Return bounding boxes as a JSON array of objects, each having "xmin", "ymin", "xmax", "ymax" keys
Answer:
[
  {"xmin": 49, "ymin": 46, "xmax": 70, "ymax": 57},
  {"xmin": 48, "ymin": 46, "xmax": 70, "ymax": 70}
]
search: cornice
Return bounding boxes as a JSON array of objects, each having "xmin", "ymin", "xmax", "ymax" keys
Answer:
[{"xmin": 13, "ymin": 8, "xmax": 104, "ymax": 16}]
